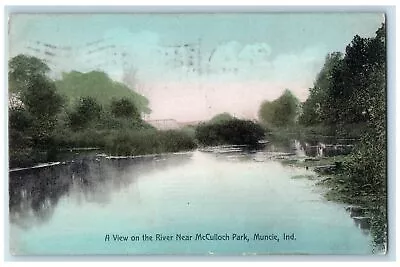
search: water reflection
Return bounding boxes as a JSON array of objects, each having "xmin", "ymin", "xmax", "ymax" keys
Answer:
[
  {"xmin": 9, "ymin": 142, "xmax": 383, "ymax": 255},
  {"xmin": 266, "ymin": 135, "xmax": 356, "ymax": 158},
  {"xmin": 9, "ymin": 153, "xmax": 193, "ymax": 228}
]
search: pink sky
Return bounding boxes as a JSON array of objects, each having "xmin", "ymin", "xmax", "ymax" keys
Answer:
[{"xmin": 143, "ymin": 81, "xmax": 309, "ymax": 121}]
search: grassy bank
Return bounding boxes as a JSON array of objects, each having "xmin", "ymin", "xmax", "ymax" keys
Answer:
[
  {"xmin": 103, "ymin": 129, "xmax": 197, "ymax": 156},
  {"xmin": 55, "ymin": 127, "xmax": 197, "ymax": 156},
  {"xmin": 9, "ymin": 127, "xmax": 198, "ymax": 168},
  {"xmin": 281, "ymin": 154, "xmax": 385, "ymax": 210},
  {"xmin": 281, "ymin": 154, "xmax": 386, "ymax": 251}
]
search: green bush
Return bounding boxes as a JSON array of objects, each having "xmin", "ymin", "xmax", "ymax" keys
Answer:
[
  {"xmin": 195, "ymin": 119, "xmax": 265, "ymax": 146},
  {"xmin": 344, "ymin": 128, "xmax": 386, "ymax": 193}
]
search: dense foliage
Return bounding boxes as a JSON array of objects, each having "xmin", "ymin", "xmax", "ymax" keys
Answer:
[
  {"xmin": 68, "ymin": 96, "xmax": 102, "ymax": 130},
  {"xmin": 298, "ymin": 24, "xmax": 386, "ymax": 193},
  {"xmin": 8, "ymin": 54, "xmax": 50, "ymax": 93},
  {"xmin": 195, "ymin": 118, "xmax": 265, "ymax": 146},
  {"xmin": 258, "ymin": 89, "xmax": 300, "ymax": 128},
  {"xmin": 9, "ymin": 55, "xmax": 65, "ymax": 167},
  {"xmin": 299, "ymin": 24, "xmax": 385, "ymax": 130},
  {"xmin": 110, "ymin": 97, "xmax": 141, "ymax": 119},
  {"xmin": 298, "ymin": 52, "xmax": 343, "ymax": 126}
]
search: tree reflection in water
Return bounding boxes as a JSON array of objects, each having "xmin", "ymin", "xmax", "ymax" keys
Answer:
[{"xmin": 9, "ymin": 153, "xmax": 192, "ymax": 228}]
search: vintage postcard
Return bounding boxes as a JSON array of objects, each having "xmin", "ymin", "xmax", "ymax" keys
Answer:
[{"xmin": 7, "ymin": 11, "xmax": 388, "ymax": 256}]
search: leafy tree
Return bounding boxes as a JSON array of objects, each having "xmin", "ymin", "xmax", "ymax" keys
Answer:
[
  {"xmin": 300, "ymin": 23, "xmax": 386, "ymax": 130},
  {"xmin": 298, "ymin": 23, "xmax": 386, "ymax": 193},
  {"xmin": 345, "ymin": 23, "xmax": 386, "ymax": 192},
  {"xmin": 258, "ymin": 89, "xmax": 299, "ymax": 127},
  {"xmin": 8, "ymin": 55, "xmax": 64, "ymax": 166},
  {"xmin": 329, "ymin": 36, "xmax": 370, "ymax": 124},
  {"xmin": 328, "ymin": 24, "xmax": 385, "ymax": 126},
  {"xmin": 273, "ymin": 89, "xmax": 300, "ymax": 126},
  {"xmin": 20, "ymin": 74, "xmax": 64, "ymax": 149},
  {"xmin": 69, "ymin": 97, "xmax": 102, "ymax": 130},
  {"xmin": 9, "ymin": 54, "xmax": 50, "ymax": 93},
  {"xmin": 258, "ymin": 100, "xmax": 275, "ymax": 125},
  {"xmin": 8, "ymin": 107, "xmax": 34, "ymax": 165},
  {"xmin": 298, "ymin": 52, "xmax": 343, "ymax": 126},
  {"xmin": 20, "ymin": 75, "xmax": 64, "ymax": 118},
  {"xmin": 110, "ymin": 97, "xmax": 140, "ymax": 119}
]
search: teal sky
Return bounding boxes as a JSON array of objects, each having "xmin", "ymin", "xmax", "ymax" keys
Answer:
[{"xmin": 8, "ymin": 13, "xmax": 384, "ymax": 121}]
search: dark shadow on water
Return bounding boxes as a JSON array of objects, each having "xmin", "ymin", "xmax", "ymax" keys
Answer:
[{"xmin": 9, "ymin": 153, "xmax": 193, "ymax": 228}]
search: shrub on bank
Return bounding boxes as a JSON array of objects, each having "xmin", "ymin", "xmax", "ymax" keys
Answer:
[{"xmin": 195, "ymin": 119, "xmax": 265, "ymax": 146}]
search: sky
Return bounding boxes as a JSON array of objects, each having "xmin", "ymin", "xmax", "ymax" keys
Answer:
[{"xmin": 8, "ymin": 13, "xmax": 384, "ymax": 121}]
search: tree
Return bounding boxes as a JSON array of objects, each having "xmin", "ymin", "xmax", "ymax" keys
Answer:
[
  {"xmin": 258, "ymin": 100, "xmax": 275, "ymax": 125},
  {"xmin": 258, "ymin": 89, "xmax": 299, "ymax": 127},
  {"xmin": 327, "ymin": 25, "xmax": 385, "ymax": 126},
  {"xmin": 69, "ymin": 97, "xmax": 102, "ymax": 130},
  {"xmin": 299, "ymin": 52, "xmax": 343, "ymax": 126},
  {"xmin": 273, "ymin": 89, "xmax": 300, "ymax": 126},
  {"xmin": 8, "ymin": 55, "xmax": 64, "ymax": 166},
  {"xmin": 8, "ymin": 107, "xmax": 34, "ymax": 164},
  {"xmin": 110, "ymin": 97, "xmax": 140, "ymax": 119},
  {"xmin": 345, "ymin": 23, "xmax": 386, "ymax": 191},
  {"xmin": 9, "ymin": 54, "xmax": 50, "ymax": 93},
  {"xmin": 20, "ymin": 75, "xmax": 64, "ymax": 118},
  {"xmin": 300, "ymin": 23, "xmax": 386, "ymax": 129}
]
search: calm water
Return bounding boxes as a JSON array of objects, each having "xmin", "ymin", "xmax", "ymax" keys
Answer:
[{"xmin": 9, "ymin": 146, "xmax": 374, "ymax": 255}]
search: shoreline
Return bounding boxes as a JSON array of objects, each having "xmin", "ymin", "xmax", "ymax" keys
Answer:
[
  {"xmin": 8, "ymin": 149, "xmax": 197, "ymax": 172},
  {"xmin": 278, "ymin": 154, "xmax": 387, "ymax": 253}
]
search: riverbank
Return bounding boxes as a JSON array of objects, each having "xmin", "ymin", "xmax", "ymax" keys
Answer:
[
  {"xmin": 279, "ymin": 154, "xmax": 387, "ymax": 252},
  {"xmin": 281, "ymin": 155, "xmax": 385, "ymax": 206}
]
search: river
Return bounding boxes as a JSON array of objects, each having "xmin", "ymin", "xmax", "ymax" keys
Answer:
[{"xmin": 9, "ymin": 143, "xmax": 375, "ymax": 255}]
